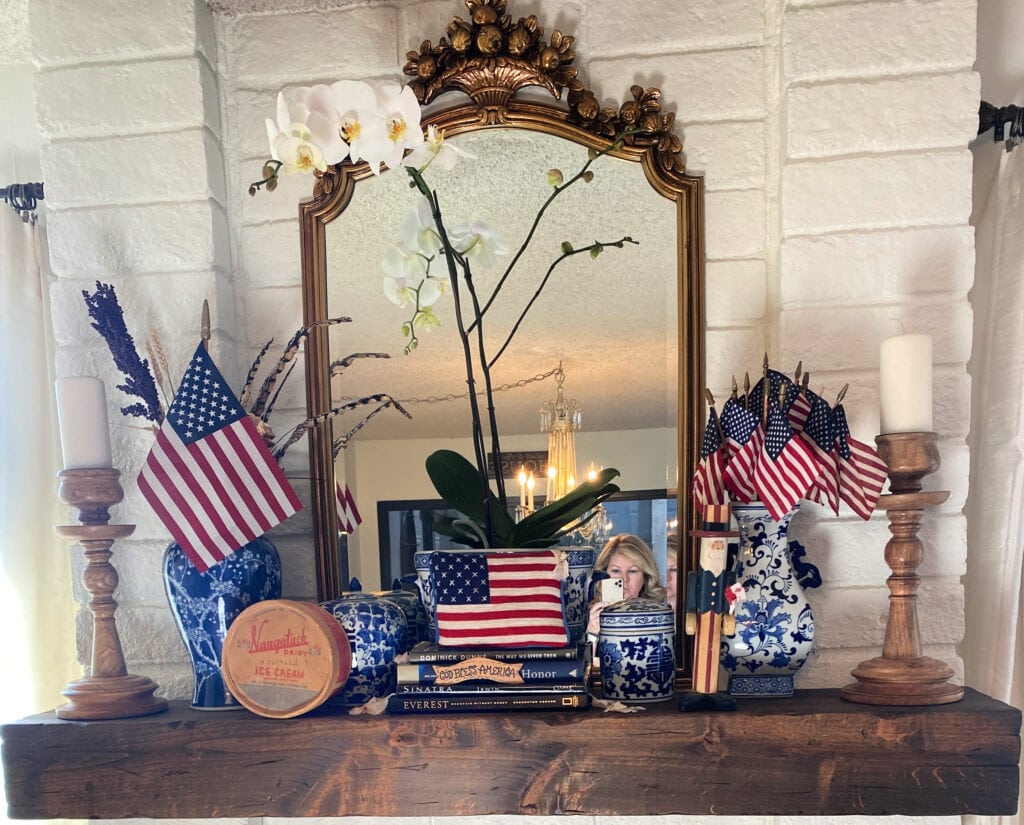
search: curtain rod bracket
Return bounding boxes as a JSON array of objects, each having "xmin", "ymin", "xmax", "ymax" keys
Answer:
[{"xmin": 0, "ymin": 182, "xmax": 45, "ymax": 222}]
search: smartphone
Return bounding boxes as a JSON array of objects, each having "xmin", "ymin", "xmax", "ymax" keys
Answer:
[{"xmin": 598, "ymin": 577, "xmax": 624, "ymax": 603}]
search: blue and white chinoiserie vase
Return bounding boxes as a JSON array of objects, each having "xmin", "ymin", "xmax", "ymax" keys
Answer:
[
  {"xmin": 320, "ymin": 593, "xmax": 407, "ymax": 707},
  {"xmin": 163, "ymin": 536, "xmax": 282, "ymax": 710},
  {"xmin": 721, "ymin": 503, "xmax": 816, "ymax": 698},
  {"xmin": 562, "ymin": 547, "xmax": 597, "ymax": 645},
  {"xmin": 598, "ymin": 598, "xmax": 676, "ymax": 702}
]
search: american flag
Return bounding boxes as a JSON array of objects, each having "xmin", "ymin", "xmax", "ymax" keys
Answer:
[
  {"xmin": 800, "ymin": 394, "xmax": 840, "ymax": 514},
  {"xmin": 746, "ymin": 369, "xmax": 793, "ymax": 420},
  {"xmin": 138, "ymin": 343, "xmax": 302, "ymax": 572},
  {"xmin": 786, "ymin": 385, "xmax": 816, "ymax": 432},
  {"xmin": 754, "ymin": 404, "xmax": 821, "ymax": 521},
  {"xmin": 833, "ymin": 404, "xmax": 888, "ymax": 520},
  {"xmin": 336, "ymin": 481, "xmax": 362, "ymax": 533},
  {"xmin": 720, "ymin": 398, "xmax": 762, "ymax": 503},
  {"xmin": 430, "ymin": 550, "xmax": 569, "ymax": 648},
  {"xmin": 691, "ymin": 410, "xmax": 726, "ymax": 506}
]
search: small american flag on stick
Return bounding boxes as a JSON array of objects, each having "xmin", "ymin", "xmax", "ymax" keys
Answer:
[
  {"xmin": 336, "ymin": 481, "xmax": 362, "ymax": 534},
  {"xmin": 138, "ymin": 343, "xmax": 301, "ymax": 572},
  {"xmin": 431, "ymin": 550, "xmax": 569, "ymax": 648}
]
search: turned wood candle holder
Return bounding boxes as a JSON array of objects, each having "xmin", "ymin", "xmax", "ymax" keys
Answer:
[
  {"xmin": 840, "ymin": 432, "xmax": 964, "ymax": 706},
  {"xmin": 54, "ymin": 468, "xmax": 168, "ymax": 720}
]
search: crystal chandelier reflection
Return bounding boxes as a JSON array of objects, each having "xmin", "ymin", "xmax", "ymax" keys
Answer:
[{"xmin": 540, "ymin": 363, "xmax": 581, "ymax": 502}]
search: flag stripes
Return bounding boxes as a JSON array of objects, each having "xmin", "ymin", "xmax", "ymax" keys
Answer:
[
  {"xmin": 138, "ymin": 343, "xmax": 301, "ymax": 572},
  {"xmin": 336, "ymin": 481, "xmax": 362, "ymax": 533},
  {"xmin": 432, "ymin": 551, "xmax": 569, "ymax": 648}
]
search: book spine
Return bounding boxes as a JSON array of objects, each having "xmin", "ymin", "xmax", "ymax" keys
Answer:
[
  {"xmin": 408, "ymin": 645, "xmax": 582, "ymax": 663},
  {"xmin": 397, "ymin": 658, "xmax": 587, "ymax": 685},
  {"xmin": 386, "ymin": 691, "xmax": 592, "ymax": 714},
  {"xmin": 395, "ymin": 681, "xmax": 587, "ymax": 695}
]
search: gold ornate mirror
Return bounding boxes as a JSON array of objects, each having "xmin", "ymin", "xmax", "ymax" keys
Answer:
[{"xmin": 298, "ymin": 0, "xmax": 704, "ymax": 677}]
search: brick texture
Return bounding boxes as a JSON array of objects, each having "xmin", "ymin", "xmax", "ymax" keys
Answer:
[{"xmin": 33, "ymin": 0, "xmax": 977, "ymax": 754}]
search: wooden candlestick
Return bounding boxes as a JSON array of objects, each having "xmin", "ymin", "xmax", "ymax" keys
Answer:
[
  {"xmin": 54, "ymin": 468, "xmax": 168, "ymax": 720},
  {"xmin": 840, "ymin": 432, "xmax": 964, "ymax": 706}
]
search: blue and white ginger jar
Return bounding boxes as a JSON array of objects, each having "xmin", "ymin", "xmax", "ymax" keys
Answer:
[
  {"xmin": 320, "ymin": 593, "xmax": 407, "ymax": 707},
  {"xmin": 163, "ymin": 536, "xmax": 282, "ymax": 710},
  {"xmin": 598, "ymin": 598, "xmax": 675, "ymax": 702}
]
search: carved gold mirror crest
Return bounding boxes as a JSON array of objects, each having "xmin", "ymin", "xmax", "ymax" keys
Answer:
[{"xmin": 299, "ymin": 0, "xmax": 705, "ymax": 680}]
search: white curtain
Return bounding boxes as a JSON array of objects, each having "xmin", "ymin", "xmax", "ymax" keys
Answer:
[
  {"xmin": 0, "ymin": 205, "xmax": 78, "ymax": 722},
  {"xmin": 964, "ymin": 143, "xmax": 1024, "ymax": 825}
]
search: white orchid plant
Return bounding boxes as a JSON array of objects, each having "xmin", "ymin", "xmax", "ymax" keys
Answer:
[{"xmin": 253, "ymin": 78, "xmax": 635, "ymax": 548}]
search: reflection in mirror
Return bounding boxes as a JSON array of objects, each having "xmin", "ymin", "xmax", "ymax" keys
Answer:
[
  {"xmin": 298, "ymin": 0, "xmax": 704, "ymax": 681},
  {"xmin": 326, "ymin": 131, "xmax": 676, "ymax": 440}
]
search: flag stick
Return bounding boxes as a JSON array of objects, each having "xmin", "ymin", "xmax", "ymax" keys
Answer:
[
  {"xmin": 201, "ymin": 300, "xmax": 211, "ymax": 352},
  {"xmin": 761, "ymin": 353, "xmax": 770, "ymax": 425},
  {"xmin": 794, "ymin": 360, "xmax": 803, "ymax": 383},
  {"xmin": 743, "ymin": 373, "xmax": 751, "ymax": 409},
  {"xmin": 836, "ymin": 383, "xmax": 849, "ymax": 406},
  {"xmin": 730, "ymin": 375, "xmax": 739, "ymax": 401},
  {"xmin": 705, "ymin": 388, "xmax": 727, "ymax": 443}
]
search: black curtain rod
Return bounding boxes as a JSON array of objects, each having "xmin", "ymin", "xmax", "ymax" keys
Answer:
[
  {"xmin": 1, "ymin": 181, "xmax": 45, "ymax": 220},
  {"xmin": 979, "ymin": 100, "xmax": 1023, "ymax": 140}
]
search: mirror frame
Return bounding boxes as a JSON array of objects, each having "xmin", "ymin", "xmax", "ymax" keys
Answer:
[{"xmin": 298, "ymin": 0, "xmax": 705, "ymax": 678}]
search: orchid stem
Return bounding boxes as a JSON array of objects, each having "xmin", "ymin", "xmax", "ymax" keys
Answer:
[
  {"xmin": 488, "ymin": 236, "xmax": 638, "ymax": 369},
  {"xmin": 468, "ymin": 127, "xmax": 639, "ymax": 334},
  {"xmin": 407, "ymin": 166, "xmax": 496, "ymax": 545}
]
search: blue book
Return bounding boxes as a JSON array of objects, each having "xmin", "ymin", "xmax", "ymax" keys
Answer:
[
  {"xmin": 396, "ymin": 655, "xmax": 589, "ymax": 685},
  {"xmin": 386, "ymin": 689, "xmax": 591, "ymax": 714}
]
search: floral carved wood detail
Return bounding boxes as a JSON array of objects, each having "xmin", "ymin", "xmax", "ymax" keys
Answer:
[{"xmin": 401, "ymin": 0, "xmax": 685, "ymax": 175}]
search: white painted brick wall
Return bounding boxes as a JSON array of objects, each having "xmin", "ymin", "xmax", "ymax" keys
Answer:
[{"xmin": 28, "ymin": 0, "xmax": 977, "ymax": 821}]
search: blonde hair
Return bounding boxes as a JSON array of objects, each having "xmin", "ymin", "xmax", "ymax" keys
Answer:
[{"xmin": 596, "ymin": 534, "xmax": 667, "ymax": 603}]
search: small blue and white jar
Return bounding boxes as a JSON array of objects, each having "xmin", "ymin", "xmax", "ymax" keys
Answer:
[
  {"xmin": 320, "ymin": 593, "xmax": 408, "ymax": 707},
  {"xmin": 598, "ymin": 598, "xmax": 675, "ymax": 703}
]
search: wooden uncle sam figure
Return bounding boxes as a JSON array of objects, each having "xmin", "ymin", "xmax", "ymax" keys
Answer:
[{"xmin": 679, "ymin": 503, "xmax": 746, "ymax": 712}]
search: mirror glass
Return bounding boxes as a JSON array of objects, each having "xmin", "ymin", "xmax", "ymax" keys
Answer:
[{"xmin": 298, "ymin": 15, "xmax": 705, "ymax": 679}]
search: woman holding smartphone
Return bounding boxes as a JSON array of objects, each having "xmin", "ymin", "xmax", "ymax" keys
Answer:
[{"xmin": 585, "ymin": 534, "xmax": 667, "ymax": 642}]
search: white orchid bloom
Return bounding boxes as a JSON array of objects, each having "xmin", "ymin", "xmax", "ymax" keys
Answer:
[
  {"xmin": 402, "ymin": 125, "xmax": 475, "ymax": 172},
  {"xmin": 448, "ymin": 221, "xmax": 510, "ymax": 267},
  {"xmin": 383, "ymin": 275, "xmax": 415, "ymax": 307},
  {"xmin": 265, "ymin": 89, "xmax": 329, "ymax": 174},
  {"xmin": 400, "ymin": 198, "xmax": 442, "ymax": 257},
  {"xmin": 307, "ymin": 80, "xmax": 382, "ymax": 166},
  {"xmin": 361, "ymin": 83, "xmax": 425, "ymax": 174},
  {"xmin": 382, "ymin": 242, "xmax": 429, "ymax": 283},
  {"xmin": 383, "ymin": 273, "xmax": 443, "ymax": 310}
]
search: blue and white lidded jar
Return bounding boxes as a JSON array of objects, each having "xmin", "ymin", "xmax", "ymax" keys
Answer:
[
  {"xmin": 598, "ymin": 598, "xmax": 676, "ymax": 702},
  {"xmin": 320, "ymin": 593, "xmax": 408, "ymax": 707}
]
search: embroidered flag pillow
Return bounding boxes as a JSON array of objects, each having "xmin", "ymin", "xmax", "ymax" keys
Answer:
[{"xmin": 430, "ymin": 549, "xmax": 569, "ymax": 648}]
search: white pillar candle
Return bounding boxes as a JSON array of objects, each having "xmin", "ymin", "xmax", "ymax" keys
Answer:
[
  {"xmin": 879, "ymin": 334, "xmax": 933, "ymax": 434},
  {"xmin": 55, "ymin": 377, "xmax": 114, "ymax": 469}
]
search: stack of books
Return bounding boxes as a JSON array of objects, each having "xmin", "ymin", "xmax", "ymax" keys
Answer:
[{"xmin": 386, "ymin": 641, "xmax": 593, "ymax": 714}]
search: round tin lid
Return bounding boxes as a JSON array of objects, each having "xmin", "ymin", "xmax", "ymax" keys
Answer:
[{"xmin": 222, "ymin": 599, "xmax": 352, "ymax": 719}]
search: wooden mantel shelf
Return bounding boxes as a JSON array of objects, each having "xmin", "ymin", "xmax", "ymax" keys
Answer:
[{"xmin": 1, "ymin": 688, "xmax": 1019, "ymax": 818}]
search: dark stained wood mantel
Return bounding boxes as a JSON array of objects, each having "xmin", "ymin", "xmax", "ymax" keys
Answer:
[{"xmin": 1, "ymin": 688, "xmax": 1019, "ymax": 818}]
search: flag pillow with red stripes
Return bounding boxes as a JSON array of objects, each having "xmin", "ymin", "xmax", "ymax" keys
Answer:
[{"xmin": 429, "ymin": 549, "xmax": 569, "ymax": 648}]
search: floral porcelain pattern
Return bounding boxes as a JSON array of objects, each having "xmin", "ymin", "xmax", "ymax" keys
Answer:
[
  {"xmin": 598, "ymin": 598, "xmax": 675, "ymax": 702},
  {"xmin": 163, "ymin": 537, "xmax": 282, "ymax": 710},
  {"xmin": 720, "ymin": 504, "xmax": 819, "ymax": 697},
  {"xmin": 321, "ymin": 594, "xmax": 408, "ymax": 707}
]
